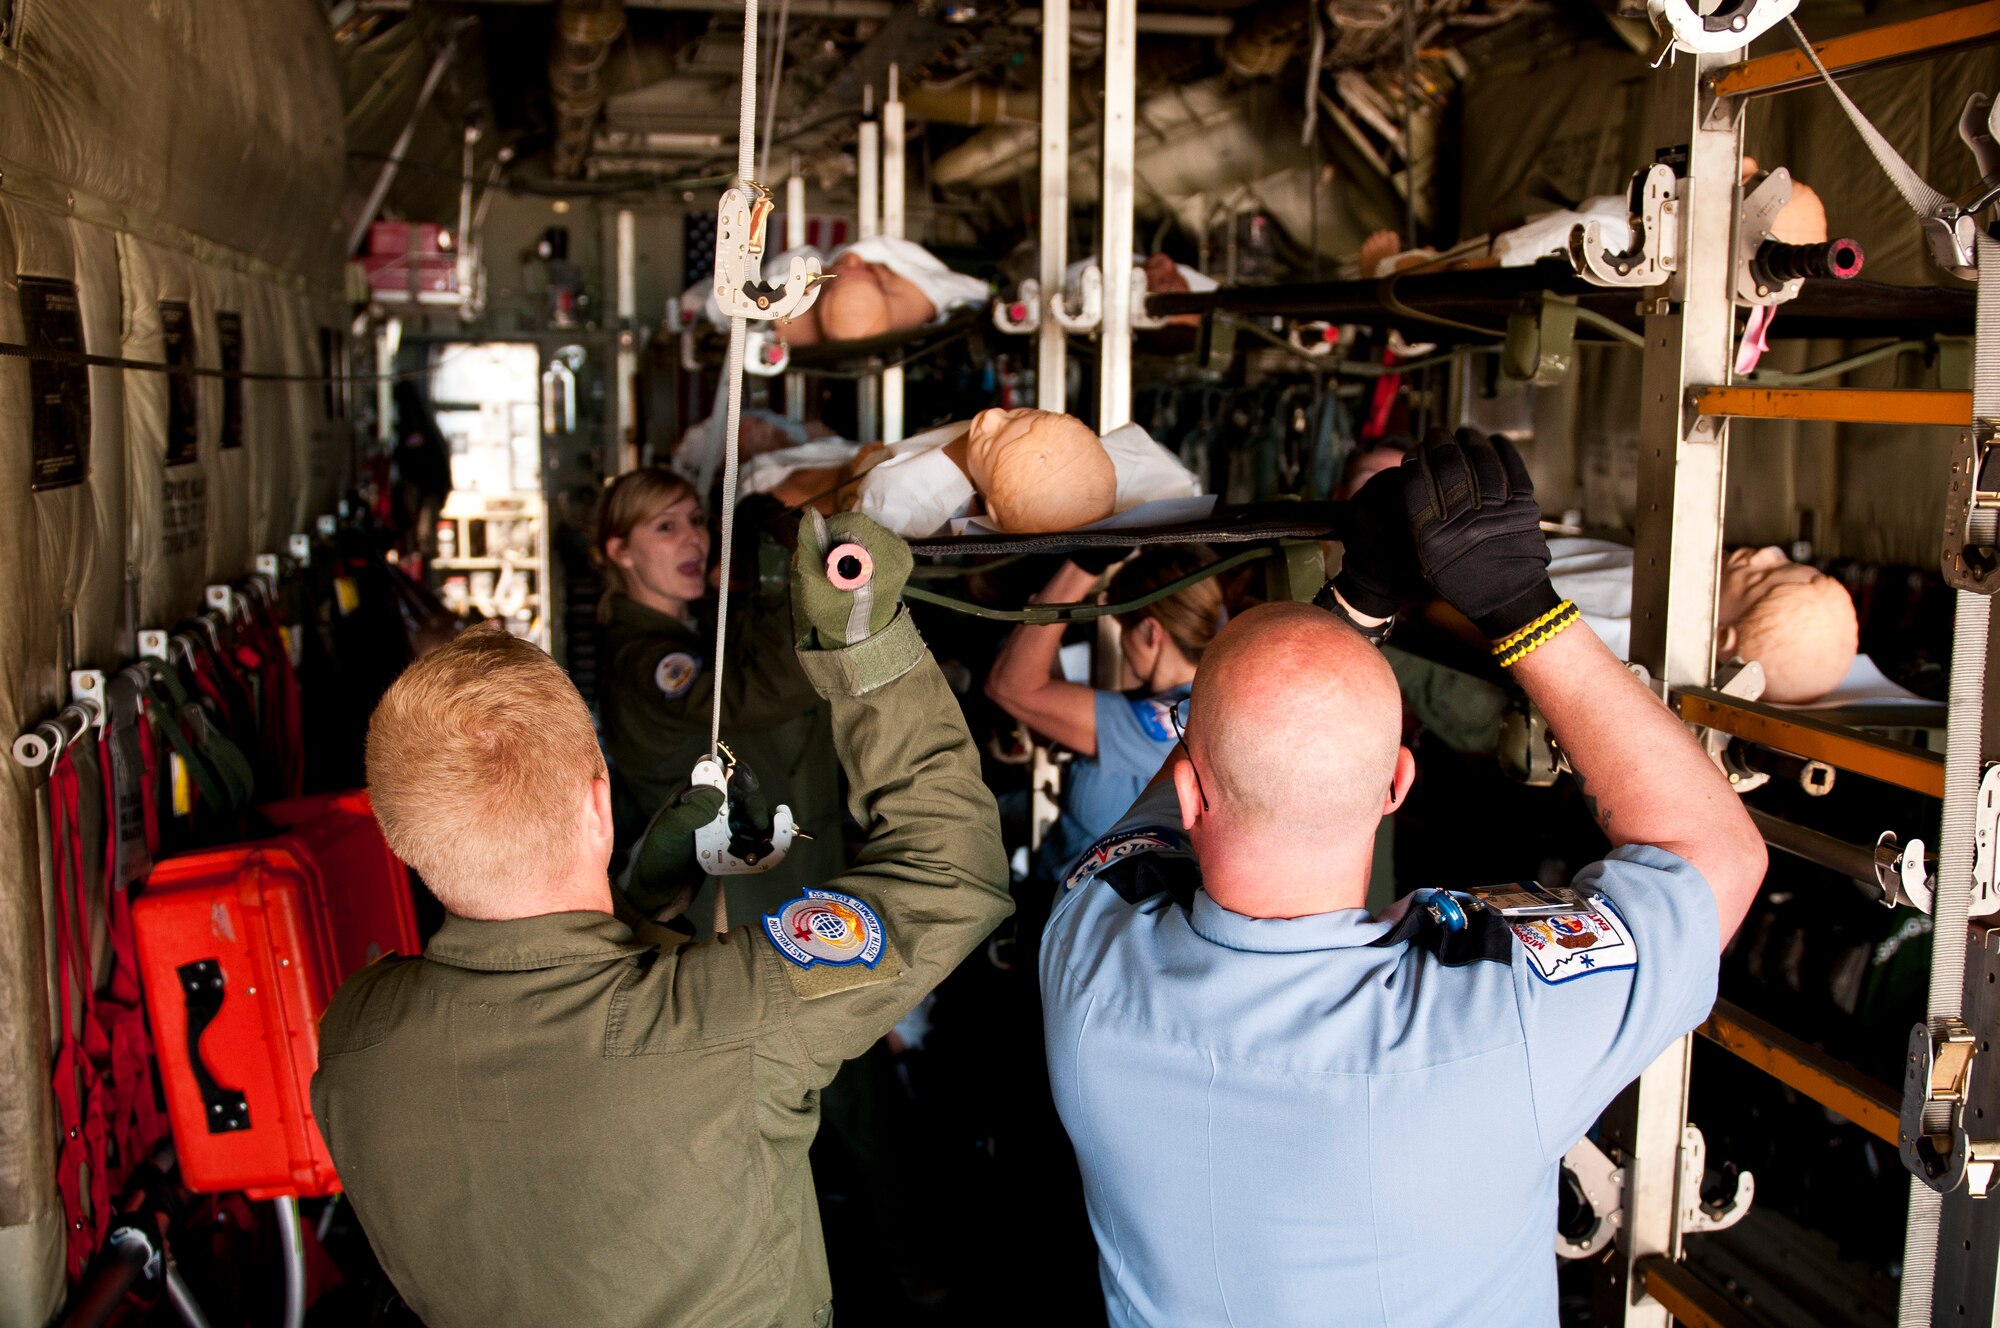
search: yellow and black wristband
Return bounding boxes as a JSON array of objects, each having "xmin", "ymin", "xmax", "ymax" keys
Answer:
[{"xmin": 1492, "ymin": 600, "xmax": 1580, "ymax": 668}]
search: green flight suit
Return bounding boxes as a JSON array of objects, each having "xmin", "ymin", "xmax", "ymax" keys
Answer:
[
  {"xmin": 601, "ymin": 585, "xmax": 843, "ymax": 928},
  {"xmin": 310, "ymin": 610, "xmax": 1011, "ymax": 1328}
]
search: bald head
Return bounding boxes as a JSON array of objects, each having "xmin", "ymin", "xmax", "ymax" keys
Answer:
[{"xmin": 1186, "ymin": 603, "xmax": 1404, "ymax": 840}]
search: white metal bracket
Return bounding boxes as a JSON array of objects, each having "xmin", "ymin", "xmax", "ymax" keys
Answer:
[
  {"xmin": 205, "ymin": 584, "xmax": 237, "ymax": 623},
  {"xmin": 1557, "ymin": 1138, "xmax": 1625, "ymax": 1259},
  {"xmin": 69, "ymin": 670, "xmax": 106, "ymax": 732},
  {"xmin": 1878, "ymin": 830, "xmax": 1935, "ymax": 914},
  {"xmin": 993, "ymin": 280, "xmax": 1042, "ymax": 335},
  {"xmin": 1571, "ymin": 163, "xmax": 1679, "ymax": 288},
  {"xmin": 744, "ymin": 326, "xmax": 791, "ymax": 377},
  {"xmin": 1050, "ymin": 262, "xmax": 1105, "ymax": 333},
  {"xmin": 137, "ymin": 630, "xmax": 169, "ymax": 663},
  {"xmin": 1647, "ymin": 0, "xmax": 1796, "ymax": 61},
  {"xmin": 1971, "ymin": 763, "xmax": 2000, "ymax": 918},
  {"xmin": 315, "ymin": 515, "xmax": 337, "ymax": 538},
  {"xmin": 691, "ymin": 748, "xmax": 801, "ymax": 876},
  {"xmin": 1287, "ymin": 321, "xmax": 1340, "ymax": 357},
  {"xmin": 1679, "ymin": 1124, "xmax": 1754, "ymax": 1234},
  {"xmin": 1927, "ymin": 91, "xmax": 2000, "ymax": 281},
  {"xmin": 712, "ymin": 182, "xmax": 827, "ymax": 323},
  {"xmin": 287, "ymin": 533, "xmax": 311, "ymax": 566},
  {"xmin": 1128, "ymin": 266, "xmax": 1170, "ymax": 332},
  {"xmin": 1701, "ymin": 661, "xmax": 1771, "ymax": 793},
  {"xmin": 1734, "ymin": 169, "xmax": 1804, "ymax": 307}
]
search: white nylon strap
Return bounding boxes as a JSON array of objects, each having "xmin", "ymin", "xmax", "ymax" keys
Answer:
[
  {"xmin": 1784, "ymin": 17, "xmax": 1950, "ymax": 220},
  {"xmin": 1898, "ymin": 230, "xmax": 1999, "ymax": 1328}
]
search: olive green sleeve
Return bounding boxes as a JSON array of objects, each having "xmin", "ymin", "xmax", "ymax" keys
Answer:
[{"xmin": 765, "ymin": 608, "xmax": 1012, "ymax": 1085}]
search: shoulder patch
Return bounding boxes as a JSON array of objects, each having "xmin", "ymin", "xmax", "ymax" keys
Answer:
[
  {"xmin": 654, "ymin": 651, "xmax": 702, "ymax": 699},
  {"xmin": 1131, "ymin": 697, "xmax": 1177, "ymax": 744},
  {"xmin": 1064, "ymin": 825, "xmax": 1182, "ymax": 892},
  {"xmin": 1510, "ymin": 899, "xmax": 1637, "ymax": 984},
  {"xmin": 762, "ymin": 889, "xmax": 907, "ymax": 999}
]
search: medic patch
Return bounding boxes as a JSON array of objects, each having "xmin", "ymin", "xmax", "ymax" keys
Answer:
[
  {"xmin": 1063, "ymin": 826, "xmax": 1182, "ymax": 892},
  {"xmin": 1132, "ymin": 698, "xmax": 1178, "ymax": 745},
  {"xmin": 653, "ymin": 652, "xmax": 701, "ymax": 699},
  {"xmin": 765, "ymin": 889, "xmax": 887, "ymax": 969},
  {"xmin": 1509, "ymin": 899, "xmax": 1637, "ymax": 984}
]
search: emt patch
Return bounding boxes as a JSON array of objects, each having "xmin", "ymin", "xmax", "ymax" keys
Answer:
[
  {"xmin": 765, "ymin": 889, "xmax": 886, "ymax": 969},
  {"xmin": 1064, "ymin": 826, "xmax": 1181, "ymax": 892},
  {"xmin": 1132, "ymin": 697, "xmax": 1177, "ymax": 744},
  {"xmin": 1509, "ymin": 900, "xmax": 1637, "ymax": 984},
  {"xmin": 654, "ymin": 652, "xmax": 701, "ymax": 699}
]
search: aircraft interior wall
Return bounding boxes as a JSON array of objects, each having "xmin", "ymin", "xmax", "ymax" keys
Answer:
[{"xmin": 0, "ymin": 3, "xmax": 345, "ymax": 1318}]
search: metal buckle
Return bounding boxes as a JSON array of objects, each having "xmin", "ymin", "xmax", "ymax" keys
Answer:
[
  {"xmin": 1901, "ymin": 1017, "xmax": 2000, "ymax": 1196},
  {"xmin": 1943, "ymin": 424, "xmax": 2000, "ymax": 592}
]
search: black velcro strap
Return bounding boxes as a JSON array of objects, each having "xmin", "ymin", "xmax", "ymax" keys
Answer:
[{"xmin": 1371, "ymin": 896, "xmax": 1516, "ymax": 968}]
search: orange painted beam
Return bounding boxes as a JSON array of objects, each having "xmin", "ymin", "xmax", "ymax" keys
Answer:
[
  {"xmin": 1695, "ymin": 385, "xmax": 1972, "ymax": 428},
  {"xmin": 1714, "ymin": 1, "xmax": 2000, "ymax": 99}
]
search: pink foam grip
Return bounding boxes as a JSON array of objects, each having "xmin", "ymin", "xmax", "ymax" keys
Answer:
[{"xmin": 826, "ymin": 543, "xmax": 874, "ymax": 591}]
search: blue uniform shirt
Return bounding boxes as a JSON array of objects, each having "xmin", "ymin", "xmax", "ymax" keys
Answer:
[
  {"xmin": 1041, "ymin": 784, "xmax": 1720, "ymax": 1328},
  {"xmin": 1041, "ymin": 687, "xmax": 1188, "ymax": 876}
]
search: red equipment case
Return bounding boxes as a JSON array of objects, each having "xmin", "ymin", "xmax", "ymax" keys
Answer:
[{"xmin": 132, "ymin": 791, "xmax": 417, "ymax": 1199}]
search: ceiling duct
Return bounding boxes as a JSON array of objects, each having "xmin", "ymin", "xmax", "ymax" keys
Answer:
[{"xmin": 550, "ymin": 0, "xmax": 626, "ymax": 178}]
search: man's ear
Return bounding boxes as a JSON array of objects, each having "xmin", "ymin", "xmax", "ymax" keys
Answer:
[
  {"xmin": 1716, "ymin": 623, "xmax": 1740, "ymax": 660},
  {"xmin": 588, "ymin": 773, "xmax": 614, "ymax": 844},
  {"xmin": 1172, "ymin": 757, "xmax": 1203, "ymax": 832},
  {"xmin": 1383, "ymin": 746, "xmax": 1417, "ymax": 815}
]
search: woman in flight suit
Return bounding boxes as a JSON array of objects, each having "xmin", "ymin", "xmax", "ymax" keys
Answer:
[
  {"xmin": 594, "ymin": 466, "xmax": 841, "ymax": 931},
  {"xmin": 986, "ymin": 548, "xmax": 1224, "ymax": 876}
]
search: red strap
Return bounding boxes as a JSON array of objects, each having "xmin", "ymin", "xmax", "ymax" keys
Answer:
[
  {"xmin": 94, "ymin": 728, "xmax": 165, "ymax": 1189},
  {"xmin": 48, "ymin": 757, "xmax": 110, "ymax": 1281}
]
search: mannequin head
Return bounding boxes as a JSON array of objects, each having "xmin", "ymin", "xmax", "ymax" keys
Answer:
[
  {"xmin": 1716, "ymin": 546, "xmax": 1857, "ymax": 703},
  {"xmin": 1337, "ymin": 437, "xmax": 1413, "ymax": 500},
  {"xmin": 1741, "ymin": 156, "xmax": 1828, "ymax": 245},
  {"xmin": 965, "ymin": 408, "xmax": 1118, "ymax": 532},
  {"xmin": 808, "ymin": 252, "xmax": 938, "ymax": 342}
]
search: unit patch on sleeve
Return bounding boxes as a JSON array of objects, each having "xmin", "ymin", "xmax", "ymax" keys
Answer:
[
  {"xmin": 653, "ymin": 652, "xmax": 702, "ymax": 699},
  {"xmin": 1063, "ymin": 826, "xmax": 1182, "ymax": 892},
  {"xmin": 763, "ymin": 889, "xmax": 905, "ymax": 999},
  {"xmin": 1509, "ymin": 900, "xmax": 1637, "ymax": 984}
]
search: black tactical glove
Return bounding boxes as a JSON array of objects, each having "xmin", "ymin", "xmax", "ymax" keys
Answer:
[
  {"xmin": 1329, "ymin": 461, "xmax": 1427, "ymax": 620},
  {"xmin": 1403, "ymin": 428, "xmax": 1559, "ymax": 641},
  {"xmin": 622, "ymin": 785, "xmax": 726, "ymax": 919}
]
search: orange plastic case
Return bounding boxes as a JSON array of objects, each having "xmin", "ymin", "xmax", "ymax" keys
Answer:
[{"xmin": 132, "ymin": 792, "xmax": 416, "ymax": 1198}]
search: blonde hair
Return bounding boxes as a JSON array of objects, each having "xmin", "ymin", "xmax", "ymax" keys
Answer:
[
  {"xmin": 1109, "ymin": 549, "xmax": 1226, "ymax": 663},
  {"xmin": 366, "ymin": 623, "xmax": 607, "ymax": 917},
  {"xmin": 1732, "ymin": 574, "xmax": 1858, "ymax": 704},
  {"xmin": 593, "ymin": 466, "xmax": 700, "ymax": 616}
]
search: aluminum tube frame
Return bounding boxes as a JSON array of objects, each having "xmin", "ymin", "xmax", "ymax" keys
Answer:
[
  {"xmin": 1096, "ymin": 0, "xmax": 1136, "ymax": 430},
  {"xmin": 1036, "ymin": 0, "xmax": 1069, "ymax": 413},
  {"xmin": 857, "ymin": 115, "xmax": 881, "ymax": 439},
  {"xmin": 614, "ymin": 207, "xmax": 638, "ymax": 473},
  {"xmin": 1603, "ymin": 50, "xmax": 1745, "ymax": 1328},
  {"xmin": 785, "ymin": 170, "xmax": 808, "ymax": 423},
  {"xmin": 882, "ymin": 78, "xmax": 906, "ymax": 443}
]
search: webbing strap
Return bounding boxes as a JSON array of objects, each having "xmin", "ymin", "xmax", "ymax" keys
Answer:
[
  {"xmin": 1783, "ymin": 17, "xmax": 1951, "ymax": 221},
  {"xmin": 1900, "ymin": 229, "xmax": 2000, "ymax": 1328}
]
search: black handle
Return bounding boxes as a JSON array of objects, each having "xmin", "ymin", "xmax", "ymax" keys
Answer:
[
  {"xmin": 1752, "ymin": 238, "xmax": 1866, "ymax": 287},
  {"xmin": 177, "ymin": 959, "xmax": 250, "ymax": 1134}
]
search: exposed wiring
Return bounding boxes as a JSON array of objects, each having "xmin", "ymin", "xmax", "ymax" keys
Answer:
[
  {"xmin": 1746, "ymin": 339, "xmax": 1928, "ymax": 386},
  {"xmin": 1573, "ymin": 307, "xmax": 1645, "ymax": 347}
]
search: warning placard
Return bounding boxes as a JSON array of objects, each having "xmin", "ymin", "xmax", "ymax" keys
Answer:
[
  {"xmin": 19, "ymin": 276, "xmax": 90, "ymax": 490},
  {"xmin": 160, "ymin": 301, "xmax": 199, "ymax": 466},
  {"xmin": 216, "ymin": 310, "xmax": 243, "ymax": 450}
]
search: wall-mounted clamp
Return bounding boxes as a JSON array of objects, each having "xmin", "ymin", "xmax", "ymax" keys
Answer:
[
  {"xmin": 1679, "ymin": 1124, "xmax": 1754, "ymax": 1233},
  {"xmin": 1876, "ymin": 830, "xmax": 1935, "ymax": 913},
  {"xmin": 1646, "ymin": 0, "xmax": 1796, "ymax": 63},
  {"xmin": 744, "ymin": 327, "xmax": 791, "ymax": 377},
  {"xmin": 1050, "ymin": 263, "xmax": 1105, "ymax": 333},
  {"xmin": 1556, "ymin": 1138, "xmax": 1624, "ymax": 1259},
  {"xmin": 1571, "ymin": 162, "xmax": 1679, "ymax": 288},
  {"xmin": 993, "ymin": 280, "xmax": 1043, "ymax": 335}
]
